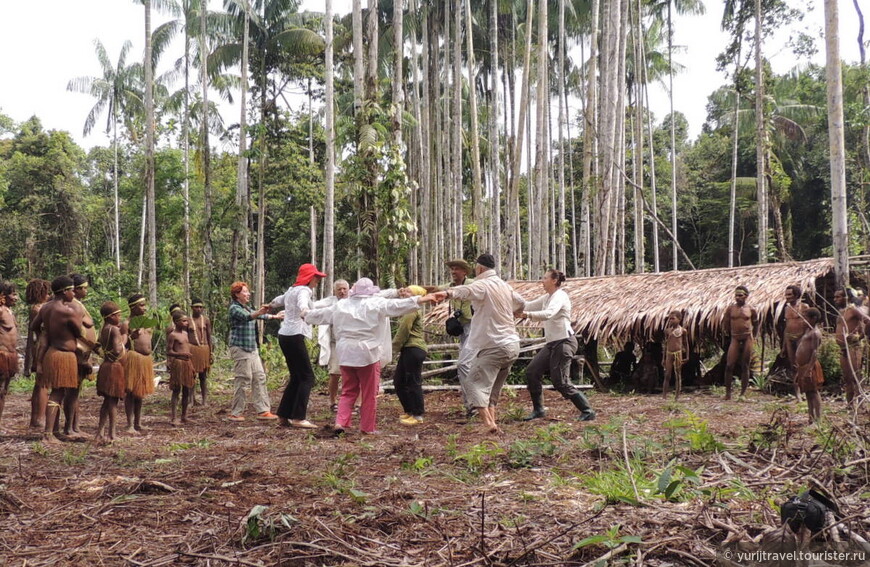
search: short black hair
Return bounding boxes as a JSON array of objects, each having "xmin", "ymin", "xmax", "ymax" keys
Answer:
[
  {"xmin": 100, "ymin": 301, "xmax": 121, "ymax": 318},
  {"xmin": 52, "ymin": 275, "xmax": 74, "ymax": 294},
  {"xmin": 735, "ymin": 285, "xmax": 749, "ymax": 295},
  {"xmin": 0, "ymin": 281, "xmax": 16, "ymax": 298},
  {"xmin": 806, "ymin": 307, "xmax": 821, "ymax": 323},
  {"xmin": 69, "ymin": 273, "xmax": 89, "ymax": 287},
  {"xmin": 786, "ymin": 284, "xmax": 801, "ymax": 297}
]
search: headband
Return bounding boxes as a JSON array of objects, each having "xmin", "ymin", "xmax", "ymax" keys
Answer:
[
  {"xmin": 170, "ymin": 306, "xmax": 183, "ymax": 314},
  {"xmin": 103, "ymin": 309, "xmax": 121, "ymax": 319},
  {"xmin": 59, "ymin": 285, "xmax": 74, "ymax": 292},
  {"xmin": 128, "ymin": 297, "xmax": 146, "ymax": 307},
  {"xmin": 74, "ymin": 282, "xmax": 89, "ymax": 289},
  {"xmin": 191, "ymin": 302, "xmax": 204, "ymax": 307}
]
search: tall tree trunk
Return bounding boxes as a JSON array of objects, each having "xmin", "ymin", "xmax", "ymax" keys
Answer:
[
  {"xmin": 643, "ymin": 81, "xmax": 661, "ymax": 272},
  {"xmin": 112, "ymin": 114, "xmax": 121, "ymax": 272},
  {"xmin": 144, "ymin": 0, "xmax": 157, "ymax": 304},
  {"xmin": 668, "ymin": 0, "xmax": 678, "ymax": 271},
  {"xmin": 464, "ymin": 0, "xmax": 483, "ymax": 255},
  {"xmin": 233, "ymin": 4, "xmax": 250, "ymax": 280},
  {"xmin": 353, "ymin": 0, "xmax": 365, "ymax": 121},
  {"xmin": 415, "ymin": 0, "xmax": 432, "ymax": 282},
  {"xmin": 825, "ymin": 0, "xmax": 850, "ymax": 287},
  {"xmin": 452, "ymin": 0, "xmax": 463, "ymax": 259},
  {"xmin": 581, "ymin": 0, "xmax": 599, "ymax": 277},
  {"xmin": 631, "ymin": 0, "xmax": 645, "ymax": 273},
  {"xmin": 200, "ymin": 0, "xmax": 213, "ymax": 293},
  {"xmin": 534, "ymin": 0, "xmax": 548, "ymax": 273},
  {"xmin": 324, "ymin": 0, "xmax": 335, "ymax": 289},
  {"xmin": 182, "ymin": 11, "xmax": 191, "ymax": 300},
  {"xmin": 556, "ymin": 0, "xmax": 567, "ymax": 271},
  {"xmin": 729, "ymin": 92, "xmax": 740, "ymax": 267},
  {"xmin": 489, "ymin": 0, "xmax": 501, "ymax": 270},
  {"xmin": 754, "ymin": 0, "xmax": 768, "ymax": 263},
  {"xmin": 308, "ymin": 79, "xmax": 318, "ymax": 265}
]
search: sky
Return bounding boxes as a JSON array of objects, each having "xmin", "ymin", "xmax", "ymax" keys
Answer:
[{"xmin": 0, "ymin": 1, "xmax": 856, "ymax": 151}]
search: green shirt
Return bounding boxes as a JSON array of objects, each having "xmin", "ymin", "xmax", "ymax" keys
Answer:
[
  {"xmin": 392, "ymin": 311, "xmax": 428, "ymax": 354},
  {"xmin": 228, "ymin": 300, "xmax": 269, "ymax": 353}
]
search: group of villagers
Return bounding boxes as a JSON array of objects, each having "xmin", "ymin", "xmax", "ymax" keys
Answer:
[
  {"xmin": 0, "ymin": 275, "xmax": 212, "ymax": 444},
  {"xmin": 647, "ymin": 284, "xmax": 870, "ymax": 424}
]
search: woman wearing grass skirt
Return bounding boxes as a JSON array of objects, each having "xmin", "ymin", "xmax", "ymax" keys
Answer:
[{"xmin": 521, "ymin": 269, "xmax": 595, "ymax": 422}]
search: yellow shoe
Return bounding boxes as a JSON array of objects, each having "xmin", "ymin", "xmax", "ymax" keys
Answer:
[
  {"xmin": 399, "ymin": 414, "xmax": 410, "ymax": 421},
  {"xmin": 400, "ymin": 415, "xmax": 423, "ymax": 426}
]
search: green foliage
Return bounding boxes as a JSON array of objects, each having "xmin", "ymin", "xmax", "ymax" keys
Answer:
[
  {"xmin": 655, "ymin": 459, "xmax": 703, "ymax": 502},
  {"xmin": 580, "ymin": 461, "xmax": 654, "ymax": 506},
  {"xmin": 166, "ymin": 439, "xmax": 213, "ymax": 452},
  {"xmin": 663, "ymin": 411, "xmax": 724, "ymax": 453},
  {"xmin": 816, "ymin": 334, "xmax": 842, "ymax": 385},
  {"xmin": 61, "ymin": 446, "xmax": 90, "ymax": 466},
  {"xmin": 241, "ymin": 505, "xmax": 297, "ymax": 546},
  {"xmin": 572, "ymin": 524, "xmax": 643, "ymax": 551},
  {"xmin": 453, "ymin": 441, "xmax": 505, "ymax": 475}
]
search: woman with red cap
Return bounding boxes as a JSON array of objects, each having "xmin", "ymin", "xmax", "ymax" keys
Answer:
[{"xmin": 274, "ymin": 263, "xmax": 327, "ymax": 428}]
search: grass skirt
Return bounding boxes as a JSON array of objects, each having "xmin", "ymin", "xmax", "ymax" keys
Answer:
[
  {"xmin": 169, "ymin": 358, "xmax": 196, "ymax": 391},
  {"xmin": 124, "ymin": 350, "xmax": 155, "ymax": 399},
  {"xmin": 97, "ymin": 360, "xmax": 126, "ymax": 399},
  {"xmin": 0, "ymin": 350, "xmax": 18, "ymax": 379},
  {"xmin": 797, "ymin": 359, "xmax": 824, "ymax": 393},
  {"xmin": 43, "ymin": 347, "xmax": 78, "ymax": 389},
  {"xmin": 189, "ymin": 345, "xmax": 211, "ymax": 373}
]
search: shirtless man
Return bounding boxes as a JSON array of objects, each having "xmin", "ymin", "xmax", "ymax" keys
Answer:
[
  {"xmin": 167, "ymin": 310, "xmax": 195, "ymax": 425},
  {"xmin": 121, "ymin": 294, "xmax": 155, "ymax": 433},
  {"xmin": 65, "ymin": 273, "xmax": 96, "ymax": 440},
  {"xmin": 30, "ymin": 276, "xmax": 83, "ymax": 443},
  {"xmin": 662, "ymin": 311, "xmax": 689, "ymax": 399},
  {"xmin": 188, "ymin": 298, "xmax": 213, "ymax": 406},
  {"xmin": 834, "ymin": 289, "xmax": 869, "ymax": 406},
  {"xmin": 723, "ymin": 285, "xmax": 759, "ymax": 400},
  {"xmin": 781, "ymin": 285, "xmax": 809, "ymax": 401},
  {"xmin": 0, "ymin": 282, "xmax": 20, "ymax": 430},
  {"xmin": 795, "ymin": 308, "xmax": 824, "ymax": 423},
  {"xmin": 24, "ymin": 279, "xmax": 51, "ymax": 429}
]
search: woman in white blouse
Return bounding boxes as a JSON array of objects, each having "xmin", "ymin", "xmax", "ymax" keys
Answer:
[{"xmin": 521, "ymin": 269, "xmax": 595, "ymax": 421}]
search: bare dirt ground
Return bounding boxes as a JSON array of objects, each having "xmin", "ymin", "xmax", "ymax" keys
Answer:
[{"xmin": 1, "ymin": 371, "xmax": 868, "ymax": 566}]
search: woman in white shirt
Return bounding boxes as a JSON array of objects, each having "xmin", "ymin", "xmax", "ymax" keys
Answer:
[
  {"xmin": 304, "ymin": 278, "xmax": 435, "ymax": 435},
  {"xmin": 274, "ymin": 263, "xmax": 326, "ymax": 429},
  {"xmin": 521, "ymin": 269, "xmax": 595, "ymax": 421}
]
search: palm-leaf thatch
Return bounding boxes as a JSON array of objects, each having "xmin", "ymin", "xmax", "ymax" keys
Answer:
[{"xmin": 425, "ymin": 258, "xmax": 866, "ymax": 346}]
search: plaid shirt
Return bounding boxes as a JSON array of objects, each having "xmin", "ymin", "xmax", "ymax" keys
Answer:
[{"xmin": 228, "ymin": 300, "xmax": 268, "ymax": 352}]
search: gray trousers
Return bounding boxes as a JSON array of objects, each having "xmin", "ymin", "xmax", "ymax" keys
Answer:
[
  {"xmin": 463, "ymin": 342, "xmax": 520, "ymax": 408},
  {"xmin": 525, "ymin": 335, "xmax": 581, "ymax": 399},
  {"xmin": 230, "ymin": 346, "xmax": 271, "ymax": 415},
  {"xmin": 457, "ymin": 322, "xmax": 475, "ymax": 409}
]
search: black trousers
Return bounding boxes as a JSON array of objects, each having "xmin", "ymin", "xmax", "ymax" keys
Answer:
[
  {"xmin": 394, "ymin": 346, "xmax": 426, "ymax": 416},
  {"xmin": 277, "ymin": 334, "xmax": 315, "ymax": 420},
  {"xmin": 525, "ymin": 335, "xmax": 580, "ymax": 399}
]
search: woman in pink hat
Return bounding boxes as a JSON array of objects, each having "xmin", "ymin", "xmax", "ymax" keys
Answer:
[
  {"xmin": 304, "ymin": 278, "xmax": 437, "ymax": 435},
  {"xmin": 274, "ymin": 263, "xmax": 326, "ymax": 429}
]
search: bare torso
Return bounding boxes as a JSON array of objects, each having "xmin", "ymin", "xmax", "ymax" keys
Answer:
[
  {"xmin": 41, "ymin": 300, "xmax": 82, "ymax": 352},
  {"xmin": 121, "ymin": 320, "xmax": 154, "ymax": 356},
  {"xmin": 167, "ymin": 329, "xmax": 191, "ymax": 360},
  {"xmin": 784, "ymin": 302, "xmax": 809, "ymax": 339},
  {"xmin": 188, "ymin": 315, "xmax": 211, "ymax": 348},
  {"xmin": 727, "ymin": 304, "xmax": 755, "ymax": 339},
  {"xmin": 835, "ymin": 306, "xmax": 864, "ymax": 347},
  {"xmin": 795, "ymin": 327, "xmax": 821, "ymax": 366},
  {"xmin": 0, "ymin": 306, "xmax": 17, "ymax": 355}
]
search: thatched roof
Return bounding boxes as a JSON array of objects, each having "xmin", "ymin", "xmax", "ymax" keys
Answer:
[{"xmin": 425, "ymin": 258, "xmax": 861, "ymax": 345}]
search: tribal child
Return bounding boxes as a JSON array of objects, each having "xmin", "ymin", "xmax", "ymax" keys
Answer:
[
  {"xmin": 24, "ymin": 279, "xmax": 51, "ymax": 429},
  {"xmin": 30, "ymin": 276, "xmax": 84, "ymax": 443},
  {"xmin": 781, "ymin": 285, "xmax": 809, "ymax": 402},
  {"xmin": 834, "ymin": 289, "xmax": 869, "ymax": 406},
  {"xmin": 188, "ymin": 298, "xmax": 213, "ymax": 406},
  {"xmin": 64, "ymin": 273, "xmax": 97, "ymax": 440},
  {"xmin": 662, "ymin": 310, "xmax": 689, "ymax": 399},
  {"xmin": 94, "ymin": 302, "xmax": 127, "ymax": 444},
  {"xmin": 121, "ymin": 294, "xmax": 155, "ymax": 433},
  {"xmin": 167, "ymin": 310, "xmax": 195, "ymax": 425},
  {"xmin": 795, "ymin": 308, "xmax": 824, "ymax": 423},
  {"xmin": 723, "ymin": 285, "xmax": 759, "ymax": 400},
  {"xmin": 0, "ymin": 281, "xmax": 20, "ymax": 430}
]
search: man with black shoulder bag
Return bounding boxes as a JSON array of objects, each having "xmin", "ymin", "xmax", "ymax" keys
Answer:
[{"xmin": 440, "ymin": 259, "xmax": 475, "ymax": 415}]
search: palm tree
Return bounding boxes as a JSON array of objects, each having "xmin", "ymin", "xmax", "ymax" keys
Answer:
[
  {"xmin": 825, "ymin": 0, "xmax": 849, "ymax": 287},
  {"xmin": 67, "ymin": 39, "xmax": 143, "ymax": 272}
]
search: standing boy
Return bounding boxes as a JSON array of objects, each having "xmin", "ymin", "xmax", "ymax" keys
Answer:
[
  {"xmin": 189, "ymin": 298, "xmax": 213, "ymax": 406},
  {"xmin": 781, "ymin": 285, "xmax": 809, "ymax": 401},
  {"xmin": 167, "ymin": 310, "xmax": 196, "ymax": 425},
  {"xmin": 121, "ymin": 294, "xmax": 155, "ymax": 433},
  {"xmin": 94, "ymin": 302, "xmax": 127, "ymax": 444},
  {"xmin": 662, "ymin": 311, "xmax": 689, "ymax": 399},
  {"xmin": 795, "ymin": 308, "xmax": 824, "ymax": 423},
  {"xmin": 834, "ymin": 289, "xmax": 869, "ymax": 406}
]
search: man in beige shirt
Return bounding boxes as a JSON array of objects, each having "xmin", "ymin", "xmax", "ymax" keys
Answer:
[{"xmin": 433, "ymin": 254, "xmax": 525, "ymax": 433}]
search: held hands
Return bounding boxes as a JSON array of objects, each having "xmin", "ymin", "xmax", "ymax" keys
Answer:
[
  {"xmin": 417, "ymin": 293, "xmax": 441, "ymax": 304},
  {"xmin": 272, "ymin": 310, "xmax": 285, "ymax": 320},
  {"xmin": 431, "ymin": 291, "xmax": 449, "ymax": 303}
]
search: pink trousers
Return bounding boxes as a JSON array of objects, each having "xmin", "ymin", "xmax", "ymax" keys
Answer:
[{"xmin": 336, "ymin": 362, "xmax": 380, "ymax": 433}]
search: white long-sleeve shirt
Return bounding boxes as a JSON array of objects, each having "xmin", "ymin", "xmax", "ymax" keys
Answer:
[
  {"xmin": 523, "ymin": 288, "xmax": 574, "ymax": 343},
  {"xmin": 304, "ymin": 295, "xmax": 423, "ymax": 367},
  {"xmin": 447, "ymin": 269, "xmax": 524, "ymax": 351},
  {"xmin": 274, "ymin": 285, "xmax": 315, "ymax": 338}
]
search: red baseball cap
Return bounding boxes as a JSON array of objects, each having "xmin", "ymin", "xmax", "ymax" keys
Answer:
[{"xmin": 294, "ymin": 263, "xmax": 327, "ymax": 286}]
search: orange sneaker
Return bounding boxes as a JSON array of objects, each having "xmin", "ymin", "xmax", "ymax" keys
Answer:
[
  {"xmin": 228, "ymin": 414, "xmax": 245, "ymax": 422},
  {"xmin": 257, "ymin": 412, "xmax": 279, "ymax": 420}
]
